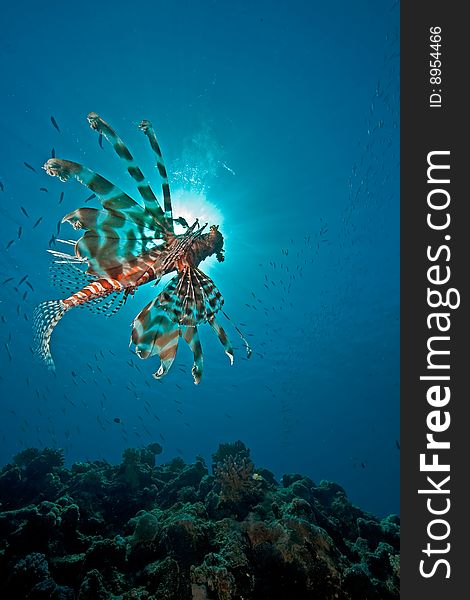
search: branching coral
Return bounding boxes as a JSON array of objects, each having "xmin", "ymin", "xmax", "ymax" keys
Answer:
[
  {"xmin": 214, "ymin": 455, "xmax": 260, "ymax": 504},
  {"xmin": 212, "ymin": 441, "xmax": 250, "ymax": 468}
]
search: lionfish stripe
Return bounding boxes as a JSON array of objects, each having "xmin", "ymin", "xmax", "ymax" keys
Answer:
[
  {"xmin": 209, "ymin": 318, "xmax": 234, "ymax": 365},
  {"xmin": 63, "ymin": 279, "xmax": 121, "ymax": 308},
  {"xmin": 132, "ymin": 304, "xmax": 180, "ymax": 379},
  {"xmin": 86, "ymin": 113, "xmax": 167, "ymax": 226},
  {"xmin": 192, "ymin": 268, "xmax": 224, "ymax": 317},
  {"xmin": 183, "ymin": 326, "xmax": 203, "ymax": 384},
  {"xmin": 153, "ymin": 328, "xmax": 179, "ymax": 379},
  {"xmin": 158, "ymin": 267, "xmax": 224, "ymax": 327},
  {"xmin": 139, "ymin": 120, "xmax": 173, "ymax": 230}
]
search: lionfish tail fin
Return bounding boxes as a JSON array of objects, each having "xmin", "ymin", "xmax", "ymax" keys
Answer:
[{"xmin": 33, "ymin": 300, "xmax": 69, "ymax": 370}]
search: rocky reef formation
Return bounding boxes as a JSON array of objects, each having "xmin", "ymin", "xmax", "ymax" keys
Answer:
[{"xmin": 0, "ymin": 441, "xmax": 399, "ymax": 599}]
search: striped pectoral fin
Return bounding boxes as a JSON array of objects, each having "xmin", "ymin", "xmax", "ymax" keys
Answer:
[
  {"xmin": 131, "ymin": 297, "xmax": 180, "ymax": 380},
  {"xmin": 209, "ymin": 317, "xmax": 234, "ymax": 365},
  {"xmin": 169, "ymin": 268, "xmax": 224, "ymax": 327},
  {"xmin": 153, "ymin": 328, "xmax": 180, "ymax": 380},
  {"xmin": 193, "ymin": 268, "xmax": 224, "ymax": 317},
  {"xmin": 182, "ymin": 326, "xmax": 204, "ymax": 385}
]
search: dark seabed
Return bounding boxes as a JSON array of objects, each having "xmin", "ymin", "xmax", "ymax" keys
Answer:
[{"xmin": 0, "ymin": 1, "xmax": 399, "ymax": 597}]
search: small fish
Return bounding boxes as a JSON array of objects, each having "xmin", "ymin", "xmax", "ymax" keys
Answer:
[
  {"xmin": 26, "ymin": 281, "xmax": 34, "ymax": 291},
  {"xmin": 84, "ymin": 193, "xmax": 96, "ymax": 203},
  {"xmin": 18, "ymin": 275, "xmax": 28, "ymax": 285},
  {"xmin": 98, "ymin": 133, "xmax": 103, "ymax": 149},
  {"xmin": 59, "ymin": 192, "xmax": 64, "ymax": 204},
  {"xmin": 21, "ymin": 206, "xmax": 29, "ymax": 217},
  {"xmin": 4, "ymin": 343, "xmax": 12, "ymax": 362},
  {"xmin": 395, "ymin": 439, "xmax": 400, "ymax": 450},
  {"xmin": 51, "ymin": 148, "xmax": 56, "ymax": 158},
  {"xmin": 18, "ymin": 226, "xmax": 23, "ymax": 239},
  {"xmin": 221, "ymin": 162, "xmax": 236, "ymax": 175},
  {"xmin": 5, "ymin": 240, "xmax": 14, "ymax": 250},
  {"xmin": 39, "ymin": 187, "xmax": 48, "ymax": 193},
  {"xmin": 50, "ymin": 116, "xmax": 60, "ymax": 133},
  {"xmin": 48, "ymin": 235, "xmax": 56, "ymax": 248},
  {"xmin": 33, "ymin": 217, "xmax": 43, "ymax": 229},
  {"xmin": 2, "ymin": 277, "xmax": 13, "ymax": 284},
  {"xmin": 0, "ymin": 181, "xmax": 4, "ymax": 191},
  {"xmin": 56, "ymin": 220, "xmax": 61, "ymax": 235},
  {"xmin": 24, "ymin": 162, "xmax": 37, "ymax": 172}
]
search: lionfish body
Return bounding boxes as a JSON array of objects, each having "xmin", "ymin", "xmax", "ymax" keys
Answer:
[{"xmin": 34, "ymin": 113, "xmax": 250, "ymax": 384}]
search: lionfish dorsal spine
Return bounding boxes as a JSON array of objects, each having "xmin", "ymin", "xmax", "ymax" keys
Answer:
[
  {"xmin": 86, "ymin": 113, "xmax": 168, "ymax": 228},
  {"xmin": 139, "ymin": 120, "xmax": 173, "ymax": 230}
]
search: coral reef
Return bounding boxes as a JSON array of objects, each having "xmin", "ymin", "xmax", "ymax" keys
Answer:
[{"xmin": 0, "ymin": 441, "xmax": 399, "ymax": 599}]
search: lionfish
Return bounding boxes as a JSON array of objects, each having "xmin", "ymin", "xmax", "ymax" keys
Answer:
[{"xmin": 34, "ymin": 113, "xmax": 251, "ymax": 384}]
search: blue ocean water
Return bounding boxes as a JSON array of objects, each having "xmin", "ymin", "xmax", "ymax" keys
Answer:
[{"xmin": 0, "ymin": 0, "xmax": 399, "ymax": 517}]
